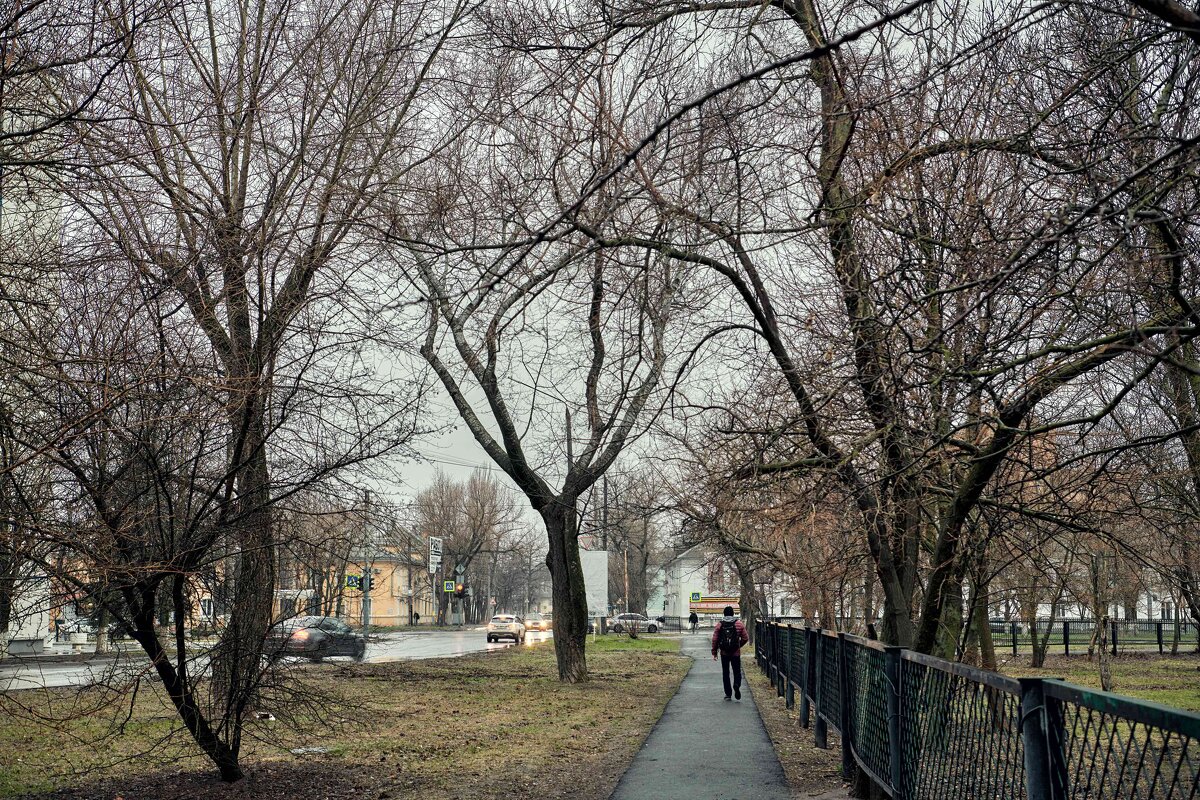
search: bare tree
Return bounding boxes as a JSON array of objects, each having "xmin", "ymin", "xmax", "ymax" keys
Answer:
[
  {"xmin": 0, "ymin": 0, "xmax": 454, "ymax": 781},
  {"xmin": 532, "ymin": 0, "xmax": 1200, "ymax": 656},
  {"xmin": 0, "ymin": 0, "xmax": 159, "ymax": 172}
]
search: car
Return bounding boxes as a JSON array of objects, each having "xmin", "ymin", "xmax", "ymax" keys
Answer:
[
  {"xmin": 608, "ymin": 612, "xmax": 658, "ymax": 634},
  {"xmin": 57, "ymin": 617, "xmax": 96, "ymax": 636},
  {"xmin": 55, "ymin": 618, "xmax": 133, "ymax": 638},
  {"xmin": 486, "ymin": 614, "xmax": 526, "ymax": 644},
  {"xmin": 524, "ymin": 612, "xmax": 549, "ymax": 632},
  {"xmin": 266, "ymin": 615, "xmax": 365, "ymax": 662}
]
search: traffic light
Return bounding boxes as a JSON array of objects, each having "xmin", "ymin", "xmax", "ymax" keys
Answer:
[
  {"xmin": 362, "ymin": 574, "xmax": 372, "ymax": 592},
  {"xmin": 454, "ymin": 582, "xmax": 465, "ymax": 598}
]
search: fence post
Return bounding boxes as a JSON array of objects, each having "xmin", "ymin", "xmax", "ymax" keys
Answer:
[
  {"xmin": 1062, "ymin": 620, "xmax": 1069, "ymax": 657},
  {"xmin": 1156, "ymin": 621, "xmax": 1164, "ymax": 655},
  {"xmin": 785, "ymin": 625, "xmax": 796, "ymax": 709},
  {"xmin": 1110, "ymin": 619, "xmax": 1118, "ymax": 656},
  {"xmin": 885, "ymin": 646, "xmax": 905, "ymax": 800},
  {"xmin": 778, "ymin": 626, "xmax": 787, "ymax": 699},
  {"xmin": 768, "ymin": 623, "xmax": 777, "ymax": 690},
  {"xmin": 771, "ymin": 625, "xmax": 781, "ymax": 690},
  {"xmin": 800, "ymin": 627, "xmax": 812, "ymax": 728},
  {"xmin": 1019, "ymin": 678, "xmax": 1067, "ymax": 800},
  {"xmin": 754, "ymin": 621, "xmax": 761, "ymax": 668},
  {"xmin": 1012, "ymin": 622, "xmax": 1019, "ymax": 656},
  {"xmin": 814, "ymin": 629, "xmax": 828, "ymax": 749},
  {"xmin": 837, "ymin": 633, "xmax": 855, "ymax": 781}
]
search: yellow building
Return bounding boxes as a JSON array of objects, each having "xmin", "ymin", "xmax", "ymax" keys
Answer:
[{"xmin": 340, "ymin": 552, "xmax": 437, "ymax": 627}]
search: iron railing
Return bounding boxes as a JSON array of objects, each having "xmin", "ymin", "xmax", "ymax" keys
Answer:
[
  {"xmin": 990, "ymin": 618, "xmax": 1200, "ymax": 656},
  {"xmin": 754, "ymin": 621, "xmax": 1200, "ymax": 799},
  {"xmin": 761, "ymin": 616, "xmax": 1200, "ymax": 655}
]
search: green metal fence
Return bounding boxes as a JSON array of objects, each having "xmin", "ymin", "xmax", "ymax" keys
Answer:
[
  {"xmin": 989, "ymin": 619, "xmax": 1200, "ymax": 657},
  {"xmin": 754, "ymin": 621, "xmax": 1200, "ymax": 799}
]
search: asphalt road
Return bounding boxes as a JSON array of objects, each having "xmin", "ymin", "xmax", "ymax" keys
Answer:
[{"xmin": 0, "ymin": 628, "xmax": 553, "ymax": 691}]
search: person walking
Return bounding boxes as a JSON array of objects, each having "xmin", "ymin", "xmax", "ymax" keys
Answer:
[
  {"xmin": 688, "ymin": 610, "xmax": 698, "ymax": 634},
  {"xmin": 711, "ymin": 605, "xmax": 749, "ymax": 700}
]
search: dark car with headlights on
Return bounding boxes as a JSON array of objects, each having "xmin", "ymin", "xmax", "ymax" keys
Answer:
[{"xmin": 266, "ymin": 616, "xmax": 365, "ymax": 662}]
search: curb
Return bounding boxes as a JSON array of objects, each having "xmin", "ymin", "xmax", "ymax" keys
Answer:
[{"xmin": 1, "ymin": 650, "xmax": 143, "ymax": 666}]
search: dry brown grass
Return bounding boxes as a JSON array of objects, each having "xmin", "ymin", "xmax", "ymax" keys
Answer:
[
  {"xmin": 0, "ymin": 637, "xmax": 688, "ymax": 799},
  {"xmin": 744, "ymin": 666, "xmax": 847, "ymax": 798}
]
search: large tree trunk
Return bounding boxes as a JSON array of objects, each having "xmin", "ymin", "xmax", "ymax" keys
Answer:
[
  {"xmin": 95, "ymin": 604, "xmax": 110, "ymax": 654},
  {"xmin": 210, "ymin": 408, "xmax": 276, "ymax": 777},
  {"xmin": 973, "ymin": 576, "xmax": 998, "ymax": 671},
  {"xmin": 542, "ymin": 503, "xmax": 588, "ymax": 683},
  {"xmin": 935, "ymin": 571, "xmax": 965, "ymax": 661}
]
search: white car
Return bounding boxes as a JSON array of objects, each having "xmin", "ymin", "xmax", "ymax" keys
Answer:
[
  {"xmin": 608, "ymin": 613, "xmax": 659, "ymax": 634},
  {"xmin": 486, "ymin": 614, "xmax": 526, "ymax": 644}
]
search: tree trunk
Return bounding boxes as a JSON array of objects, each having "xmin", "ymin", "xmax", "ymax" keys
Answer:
[
  {"xmin": 935, "ymin": 572, "xmax": 964, "ymax": 661},
  {"xmin": 542, "ymin": 503, "xmax": 588, "ymax": 683},
  {"xmin": 95, "ymin": 604, "xmax": 110, "ymax": 654},
  {"xmin": 974, "ymin": 581, "xmax": 997, "ymax": 672},
  {"xmin": 210, "ymin": 409, "xmax": 276, "ymax": 764},
  {"xmin": 1092, "ymin": 616, "xmax": 1113, "ymax": 692},
  {"xmin": 136, "ymin": 624, "xmax": 244, "ymax": 781}
]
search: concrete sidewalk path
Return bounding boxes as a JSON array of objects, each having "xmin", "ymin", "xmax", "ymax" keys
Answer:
[{"xmin": 609, "ymin": 635, "xmax": 791, "ymax": 800}]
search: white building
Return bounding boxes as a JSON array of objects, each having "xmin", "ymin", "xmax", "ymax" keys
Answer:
[{"xmin": 1, "ymin": 570, "xmax": 51, "ymax": 656}]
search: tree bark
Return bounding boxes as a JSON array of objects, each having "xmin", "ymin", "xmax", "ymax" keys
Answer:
[{"xmin": 542, "ymin": 503, "xmax": 588, "ymax": 683}]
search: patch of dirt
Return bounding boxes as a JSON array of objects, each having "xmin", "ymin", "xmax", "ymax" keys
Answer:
[{"xmin": 745, "ymin": 666, "xmax": 847, "ymax": 799}]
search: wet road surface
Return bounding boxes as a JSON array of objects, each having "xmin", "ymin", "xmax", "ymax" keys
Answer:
[{"xmin": 0, "ymin": 628, "xmax": 553, "ymax": 691}]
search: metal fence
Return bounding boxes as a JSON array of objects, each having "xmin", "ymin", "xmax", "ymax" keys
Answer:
[
  {"xmin": 761, "ymin": 616, "xmax": 1200, "ymax": 656},
  {"xmin": 990, "ymin": 619, "xmax": 1200, "ymax": 656},
  {"xmin": 754, "ymin": 621, "xmax": 1200, "ymax": 799}
]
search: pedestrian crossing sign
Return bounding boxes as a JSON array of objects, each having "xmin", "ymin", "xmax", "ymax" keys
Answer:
[
  {"xmin": 443, "ymin": 580, "xmax": 455, "ymax": 593},
  {"xmin": 690, "ymin": 592, "xmax": 701, "ymax": 602}
]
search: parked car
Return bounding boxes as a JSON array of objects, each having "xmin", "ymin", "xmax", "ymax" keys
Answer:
[
  {"xmin": 608, "ymin": 613, "xmax": 658, "ymax": 634},
  {"xmin": 55, "ymin": 618, "xmax": 133, "ymax": 639},
  {"xmin": 266, "ymin": 616, "xmax": 365, "ymax": 662},
  {"xmin": 524, "ymin": 612, "xmax": 549, "ymax": 632},
  {"xmin": 106, "ymin": 620, "xmax": 135, "ymax": 640},
  {"xmin": 486, "ymin": 614, "xmax": 526, "ymax": 644},
  {"xmin": 57, "ymin": 617, "xmax": 96, "ymax": 636}
]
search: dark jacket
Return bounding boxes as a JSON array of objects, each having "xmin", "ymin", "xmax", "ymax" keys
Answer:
[{"xmin": 711, "ymin": 617, "xmax": 749, "ymax": 658}]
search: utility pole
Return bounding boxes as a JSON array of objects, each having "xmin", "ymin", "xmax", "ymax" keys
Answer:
[
  {"xmin": 360, "ymin": 490, "xmax": 373, "ymax": 657},
  {"xmin": 624, "ymin": 548, "xmax": 629, "ymax": 614},
  {"xmin": 602, "ymin": 475, "xmax": 608, "ymax": 550},
  {"xmin": 565, "ymin": 408, "xmax": 573, "ymax": 464},
  {"xmin": 406, "ymin": 527, "xmax": 414, "ymax": 626}
]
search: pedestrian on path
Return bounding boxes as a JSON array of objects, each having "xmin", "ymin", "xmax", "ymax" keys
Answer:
[
  {"xmin": 711, "ymin": 606, "xmax": 749, "ymax": 700},
  {"xmin": 688, "ymin": 611, "xmax": 698, "ymax": 633}
]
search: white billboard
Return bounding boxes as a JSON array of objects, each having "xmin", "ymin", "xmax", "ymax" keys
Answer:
[{"xmin": 580, "ymin": 550, "xmax": 609, "ymax": 617}]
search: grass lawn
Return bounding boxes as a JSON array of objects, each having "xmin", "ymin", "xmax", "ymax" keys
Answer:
[
  {"xmin": 997, "ymin": 652, "xmax": 1200, "ymax": 712},
  {"xmin": 0, "ymin": 636, "xmax": 688, "ymax": 799}
]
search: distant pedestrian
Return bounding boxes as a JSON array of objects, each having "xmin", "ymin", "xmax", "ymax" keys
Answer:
[
  {"xmin": 711, "ymin": 606, "xmax": 749, "ymax": 701},
  {"xmin": 688, "ymin": 611, "xmax": 698, "ymax": 634},
  {"xmin": 413, "ymin": 611, "xmax": 420, "ymax": 626}
]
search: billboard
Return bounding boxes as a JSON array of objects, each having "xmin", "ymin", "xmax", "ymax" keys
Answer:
[
  {"xmin": 580, "ymin": 550, "xmax": 609, "ymax": 617},
  {"xmin": 689, "ymin": 595, "xmax": 740, "ymax": 614}
]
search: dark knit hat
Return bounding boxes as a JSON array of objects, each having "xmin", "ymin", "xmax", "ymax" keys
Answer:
[{"xmin": 724, "ymin": 606, "xmax": 735, "ymax": 616}]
